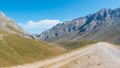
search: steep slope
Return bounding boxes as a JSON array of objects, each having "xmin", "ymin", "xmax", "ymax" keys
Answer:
[
  {"xmin": 0, "ymin": 12, "xmax": 25, "ymax": 34},
  {"xmin": 0, "ymin": 12, "xmax": 65, "ymax": 67},
  {"xmin": 38, "ymin": 8, "xmax": 120, "ymax": 44}
]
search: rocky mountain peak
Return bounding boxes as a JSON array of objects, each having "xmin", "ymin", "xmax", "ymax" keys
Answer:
[
  {"xmin": 38, "ymin": 7, "xmax": 120, "ymax": 44},
  {"xmin": 99, "ymin": 8, "xmax": 107, "ymax": 13}
]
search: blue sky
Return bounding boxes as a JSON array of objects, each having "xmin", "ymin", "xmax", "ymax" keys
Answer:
[{"xmin": 0, "ymin": 0, "xmax": 120, "ymax": 34}]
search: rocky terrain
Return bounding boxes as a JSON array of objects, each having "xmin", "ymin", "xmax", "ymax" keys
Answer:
[{"xmin": 38, "ymin": 7, "xmax": 120, "ymax": 44}]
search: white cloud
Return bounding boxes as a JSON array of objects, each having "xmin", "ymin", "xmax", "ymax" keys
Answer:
[{"xmin": 19, "ymin": 19, "xmax": 61, "ymax": 34}]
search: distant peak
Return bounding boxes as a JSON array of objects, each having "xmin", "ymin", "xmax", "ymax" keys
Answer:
[
  {"xmin": 99, "ymin": 8, "xmax": 108, "ymax": 13},
  {"xmin": 100, "ymin": 8, "xmax": 107, "ymax": 11}
]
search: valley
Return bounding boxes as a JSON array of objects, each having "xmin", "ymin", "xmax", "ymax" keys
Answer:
[{"xmin": 0, "ymin": 5, "xmax": 120, "ymax": 68}]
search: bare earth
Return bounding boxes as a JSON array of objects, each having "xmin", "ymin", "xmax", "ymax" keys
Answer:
[{"xmin": 7, "ymin": 42, "xmax": 120, "ymax": 68}]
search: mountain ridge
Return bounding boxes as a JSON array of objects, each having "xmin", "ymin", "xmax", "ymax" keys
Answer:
[
  {"xmin": 0, "ymin": 12, "xmax": 38, "ymax": 40},
  {"xmin": 0, "ymin": 12, "xmax": 24, "ymax": 34},
  {"xmin": 38, "ymin": 7, "xmax": 120, "ymax": 44}
]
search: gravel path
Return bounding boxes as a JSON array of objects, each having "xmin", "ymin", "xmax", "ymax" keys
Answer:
[
  {"xmin": 61, "ymin": 42, "xmax": 120, "ymax": 68},
  {"xmin": 6, "ymin": 42, "xmax": 120, "ymax": 68}
]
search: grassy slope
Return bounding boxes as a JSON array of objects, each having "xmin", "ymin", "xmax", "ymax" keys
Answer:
[{"xmin": 0, "ymin": 31, "xmax": 64, "ymax": 67}]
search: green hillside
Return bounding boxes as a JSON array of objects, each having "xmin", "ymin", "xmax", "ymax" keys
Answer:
[{"xmin": 0, "ymin": 31, "xmax": 64, "ymax": 67}]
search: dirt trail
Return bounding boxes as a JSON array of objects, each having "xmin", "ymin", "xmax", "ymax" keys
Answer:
[
  {"xmin": 7, "ymin": 42, "xmax": 120, "ymax": 68},
  {"xmin": 61, "ymin": 42, "xmax": 120, "ymax": 68}
]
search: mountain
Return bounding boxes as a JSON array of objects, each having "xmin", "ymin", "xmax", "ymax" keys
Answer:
[
  {"xmin": 0, "ymin": 12, "xmax": 24, "ymax": 34},
  {"xmin": 0, "ymin": 12, "xmax": 65, "ymax": 67},
  {"xmin": 38, "ymin": 8, "xmax": 120, "ymax": 44},
  {"xmin": 0, "ymin": 12, "xmax": 37, "ymax": 39}
]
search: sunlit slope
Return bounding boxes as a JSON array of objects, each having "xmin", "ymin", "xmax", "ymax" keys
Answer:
[
  {"xmin": 0, "ymin": 12, "xmax": 65, "ymax": 67},
  {"xmin": 0, "ymin": 31, "xmax": 64, "ymax": 67}
]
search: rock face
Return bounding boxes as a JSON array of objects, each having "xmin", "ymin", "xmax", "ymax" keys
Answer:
[{"xmin": 38, "ymin": 7, "xmax": 120, "ymax": 44}]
